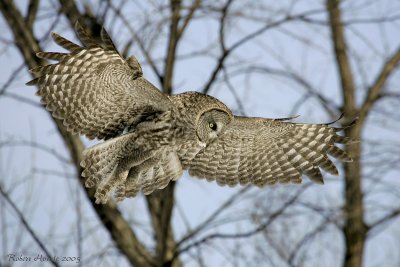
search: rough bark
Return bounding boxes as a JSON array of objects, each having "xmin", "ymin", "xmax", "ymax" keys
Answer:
[
  {"xmin": 327, "ymin": 1, "xmax": 400, "ymax": 267},
  {"xmin": 326, "ymin": 1, "xmax": 366, "ymax": 267}
]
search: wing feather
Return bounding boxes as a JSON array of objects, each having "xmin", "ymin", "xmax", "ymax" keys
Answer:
[
  {"xmin": 189, "ymin": 116, "xmax": 354, "ymax": 186},
  {"xmin": 27, "ymin": 22, "xmax": 172, "ymax": 140},
  {"xmin": 51, "ymin": 32, "xmax": 82, "ymax": 51}
]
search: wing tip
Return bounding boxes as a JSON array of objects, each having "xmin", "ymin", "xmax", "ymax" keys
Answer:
[
  {"xmin": 36, "ymin": 52, "xmax": 44, "ymax": 58},
  {"xmin": 274, "ymin": 115, "xmax": 301, "ymax": 121},
  {"xmin": 26, "ymin": 78, "xmax": 38, "ymax": 86},
  {"xmin": 331, "ymin": 114, "xmax": 359, "ymax": 131},
  {"xmin": 342, "ymin": 157, "xmax": 353, "ymax": 163},
  {"xmin": 326, "ymin": 113, "xmax": 344, "ymax": 126},
  {"xmin": 50, "ymin": 31, "xmax": 59, "ymax": 39},
  {"xmin": 74, "ymin": 20, "xmax": 83, "ymax": 32},
  {"xmin": 310, "ymin": 177, "xmax": 325, "ymax": 184}
]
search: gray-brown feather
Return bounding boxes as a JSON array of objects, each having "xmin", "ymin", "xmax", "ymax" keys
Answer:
[
  {"xmin": 189, "ymin": 116, "xmax": 353, "ymax": 186},
  {"xmin": 27, "ymin": 22, "xmax": 171, "ymax": 140},
  {"xmin": 28, "ymin": 23, "xmax": 356, "ymax": 204},
  {"xmin": 80, "ymin": 111, "xmax": 176, "ymax": 204}
]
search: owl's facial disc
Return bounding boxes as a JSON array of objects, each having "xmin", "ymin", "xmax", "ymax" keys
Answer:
[{"xmin": 197, "ymin": 110, "xmax": 230, "ymax": 142}]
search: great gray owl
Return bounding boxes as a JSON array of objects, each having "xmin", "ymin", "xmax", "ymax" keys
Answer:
[{"xmin": 27, "ymin": 23, "xmax": 355, "ymax": 204}]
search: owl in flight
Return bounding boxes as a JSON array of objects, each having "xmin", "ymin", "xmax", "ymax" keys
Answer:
[{"xmin": 27, "ymin": 23, "xmax": 355, "ymax": 204}]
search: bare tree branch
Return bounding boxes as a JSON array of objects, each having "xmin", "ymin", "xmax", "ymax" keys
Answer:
[
  {"xmin": 367, "ymin": 209, "xmax": 400, "ymax": 234},
  {"xmin": 359, "ymin": 46, "xmax": 400, "ymax": 123},
  {"xmin": 0, "ymin": 1, "xmax": 157, "ymax": 266},
  {"xmin": 106, "ymin": 1, "xmax": 164, "ymax": 82},
  {"xmin": 174, "ymin": 185, "xmax": 310, "ymax": 259},
  {"xmin": 0, "ymin": 140, "xmax": 70, "ymax": 163},
  {"xmin": 218, "ymin": 0, "xmax": 234, "ymax": 53},
  {"xmin": 222, "ymin": 67, "xmax": 246, "ymax": 116},
  {"xmin": 0, "ymin": 0, "xmax": 42, "ymax": 66},
  {"xmin": 1, "ymin": 92, "xmax": 42, "ymax": 108},
  {"xmin": 57, "ymin": 1, "xmax": 185, "ymax": 266},
  {"xmin": 163, "ymin": 0, "xmax": 182, "ymax": 94},
  {"xmin": 177, "ymin": 0, "xmax": 201, "ymax": 38},
  {"xmin": 177, "ymin": 186, "xmax": 251, "ymax": 248},
  {"xmin": 201, "ymin": 8, "xmax": 325, "ymax": 94},
  {"xmin": 0, "ymin": 63, "xmax": 26, "ymax": 95},
  {"xmin": 0, "ymin": 184, "xmax": 60, "ymax": 267},
  {"xmin": 327, "ymin": 1, "xmax": 356, "ymax": 116},
  {"xmin": 297, "ymin": 13, "xmax": 400, "ymax": 26},
  {"xmin": 26, "ymin": 0, "xmax": 39, "ymax": 30},
  {"xmin": 288, "ymin": 217, "xmax": 331, "ymax": 266},
  {"xmin": 378, "ymin": 92, "xmax": 400, "ymax": 99},
  {"xmin": 326, "ymin": 1, "xmax": 365, "ymax": 267},
  {"xmin": 1, "ymin": 1, "xmax": 399, "ymax": 266},
  {"xmin": 58, "ymin": 0, "xmax": 81, "ymax": 27},
  {"xmin": 249, "ymin": 66, "xmax": 339, "ymax": 117}
]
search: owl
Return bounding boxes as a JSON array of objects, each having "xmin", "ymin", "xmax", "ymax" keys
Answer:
[{"xmin": 27, "ymin": 23, "xmax": 355, "ymax": 204}]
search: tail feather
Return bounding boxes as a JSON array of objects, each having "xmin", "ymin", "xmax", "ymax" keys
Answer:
[
  {"xmin": 116, "ymin": 151, "xmax": 183, "ymax": 198},
  {"xmin": 80, "ymin": 134, "xmax": 136, "ymax": 203},
  {"xmin": 82, "ymin": 144, "xmax": 118, "ymax": 188},
  {"xmin": 116, "ymin": 168, "xmax": 142, "ymax": 200}
]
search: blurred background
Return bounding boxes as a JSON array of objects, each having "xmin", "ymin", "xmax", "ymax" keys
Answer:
[{"xmin": 0, "ymin": 0, "xmax": 399, "ymax": 266}]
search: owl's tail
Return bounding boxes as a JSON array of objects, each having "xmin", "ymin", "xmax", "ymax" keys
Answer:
[
  {"xmin": 80, "ymin": 132, "xmax": 182, "ymax": 204},
  {"xmin": 80, "ymin": 133, "xmax": 136, "ymax": 204},
  {"xmin": 81, "ymin": 142, "xmax": 118, "ymax": 186}
]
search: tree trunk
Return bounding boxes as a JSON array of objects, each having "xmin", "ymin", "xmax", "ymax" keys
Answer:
[{"xmin": 326, "ymin": 1, "xmax": 366, "ymax": 267}]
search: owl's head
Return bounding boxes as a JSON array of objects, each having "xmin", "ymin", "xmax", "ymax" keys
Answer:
[
  {"xmin": 197, "ymin": 109, "xmax": 231, "ymax": 142},
  {"xmin": 172, "ymin": 92, "xmax": 233, "ymax": 142}
]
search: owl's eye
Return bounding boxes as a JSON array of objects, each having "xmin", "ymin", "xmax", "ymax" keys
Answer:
[{"xmin": 209, "ymin": 122, "xmax": 217, "ymax": 131}]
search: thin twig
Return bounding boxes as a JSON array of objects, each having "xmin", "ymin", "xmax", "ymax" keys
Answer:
[
  {"xmin": 106, "ymin": 1, "xmax": 163, "ymax": 83},
  {"xmin": 0, "ymin": 184, "xmax": 61, "ymax": 267},
  {"xmin": 0, "ymin": 63, "xmax": 26, "ymax": 95},
  {"xmin": 0, "ymin": 140, "xmax": 70, "ymax": 164},
  {"xmin": 26, "ymin": 0, "xmax": 40, "ymax": 30},
  {"xmin": 177, "ymin": 186, "xmax": 250, "ymax": 247},
  {"xmin": 1, "ymin": 92, "xmax": 42, "ymax": 108},
  {"xmin": 249, "ymin": 65, "xmax": 339, "ymax": 117},
  {"xmin": 367, "ymin": 209, "xmax": 400, "ymax": 234},
  {"xmin": 177, "ymin": 0, "xmax": 201, "ymax": 38},
  {"xmin": 359, "ymin": 45, "xmax": 400, "ymax": 123},
  {"xmin": 175, "ymin": 185, "xmax": 310, "ymax": 258},
  {"xmin": 222, "ymin": 67, "xmax": 246, "ymax": 116},
  {"xmin": 202, "ymin": 9, "xmax": 325, "ymax": 94}
]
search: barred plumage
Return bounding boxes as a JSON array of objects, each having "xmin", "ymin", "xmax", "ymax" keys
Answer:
[
  {"xmin": 28, "ymin": 23, "xmax": 170, "ymax": 140},
  {"xmin": 188, "ymin": 117, "xmax": 355, "ymax": 186},
  {"xmin": 27, "ymin": 22, "xmax": 356, "ymax": 204}
]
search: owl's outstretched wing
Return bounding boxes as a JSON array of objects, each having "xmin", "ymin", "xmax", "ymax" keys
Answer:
[
  {"xmin": 27, "ymin": 22, "xmax": 172, "ymax": 140},
  {"xmin": 189, "ymin": 116, "xmax": 356, "ymax": 186}
]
